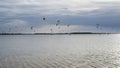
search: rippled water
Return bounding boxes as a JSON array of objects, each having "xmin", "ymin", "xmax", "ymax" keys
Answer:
[{"xmin": 0, "ymin": 34, "xmax": 120, "ymax": 68}]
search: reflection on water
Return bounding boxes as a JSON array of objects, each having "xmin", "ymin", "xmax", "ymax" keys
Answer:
[{"xmin": 0, "ymin": 34, "xmax": 120, "ymax": 68}]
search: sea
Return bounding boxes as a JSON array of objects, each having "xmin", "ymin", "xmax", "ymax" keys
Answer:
[{"xmin": 0, "ymin": 34, "xmax": 120, "ymax": 68}]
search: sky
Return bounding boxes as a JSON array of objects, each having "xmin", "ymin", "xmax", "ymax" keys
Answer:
[{"xmin": 0, "ymin": 0, "xmax": 120, "ymax": 33}]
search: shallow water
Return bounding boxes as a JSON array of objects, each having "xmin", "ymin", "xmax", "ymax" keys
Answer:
[{"xmin": 0, "ymin": 34, "xmax": 120, "ymax": 68}]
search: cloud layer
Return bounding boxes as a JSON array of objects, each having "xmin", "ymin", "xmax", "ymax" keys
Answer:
[
  {"xmin": 0, "ymin": 0, "xmax": 120, "ymax": 16},
  {"xmin": 0, "ymin": 0, "xmax": 120, "ymax": 33}
]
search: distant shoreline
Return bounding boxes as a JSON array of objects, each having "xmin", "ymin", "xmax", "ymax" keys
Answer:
[{"xmin": 0, "ymin": 32, "xmax": 112, "ymax": 35}]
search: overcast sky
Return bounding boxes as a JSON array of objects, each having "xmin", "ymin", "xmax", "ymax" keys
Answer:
[{"xmin": 0, "ymin": 0, "xmax": 120, "ymax": 33}]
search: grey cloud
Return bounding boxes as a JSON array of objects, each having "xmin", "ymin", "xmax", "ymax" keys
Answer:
[
  {"xmin": 0, "ymin": 0, "xmax": 120, "ymax": 17},
  {"xmin": 0, "ymin": 0, "xmax": 120, "ymax": 33}
]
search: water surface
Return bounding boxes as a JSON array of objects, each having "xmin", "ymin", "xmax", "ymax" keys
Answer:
[{"xmin": 0, "ymin": 34, "xmax": 120, "ymax": 68}]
